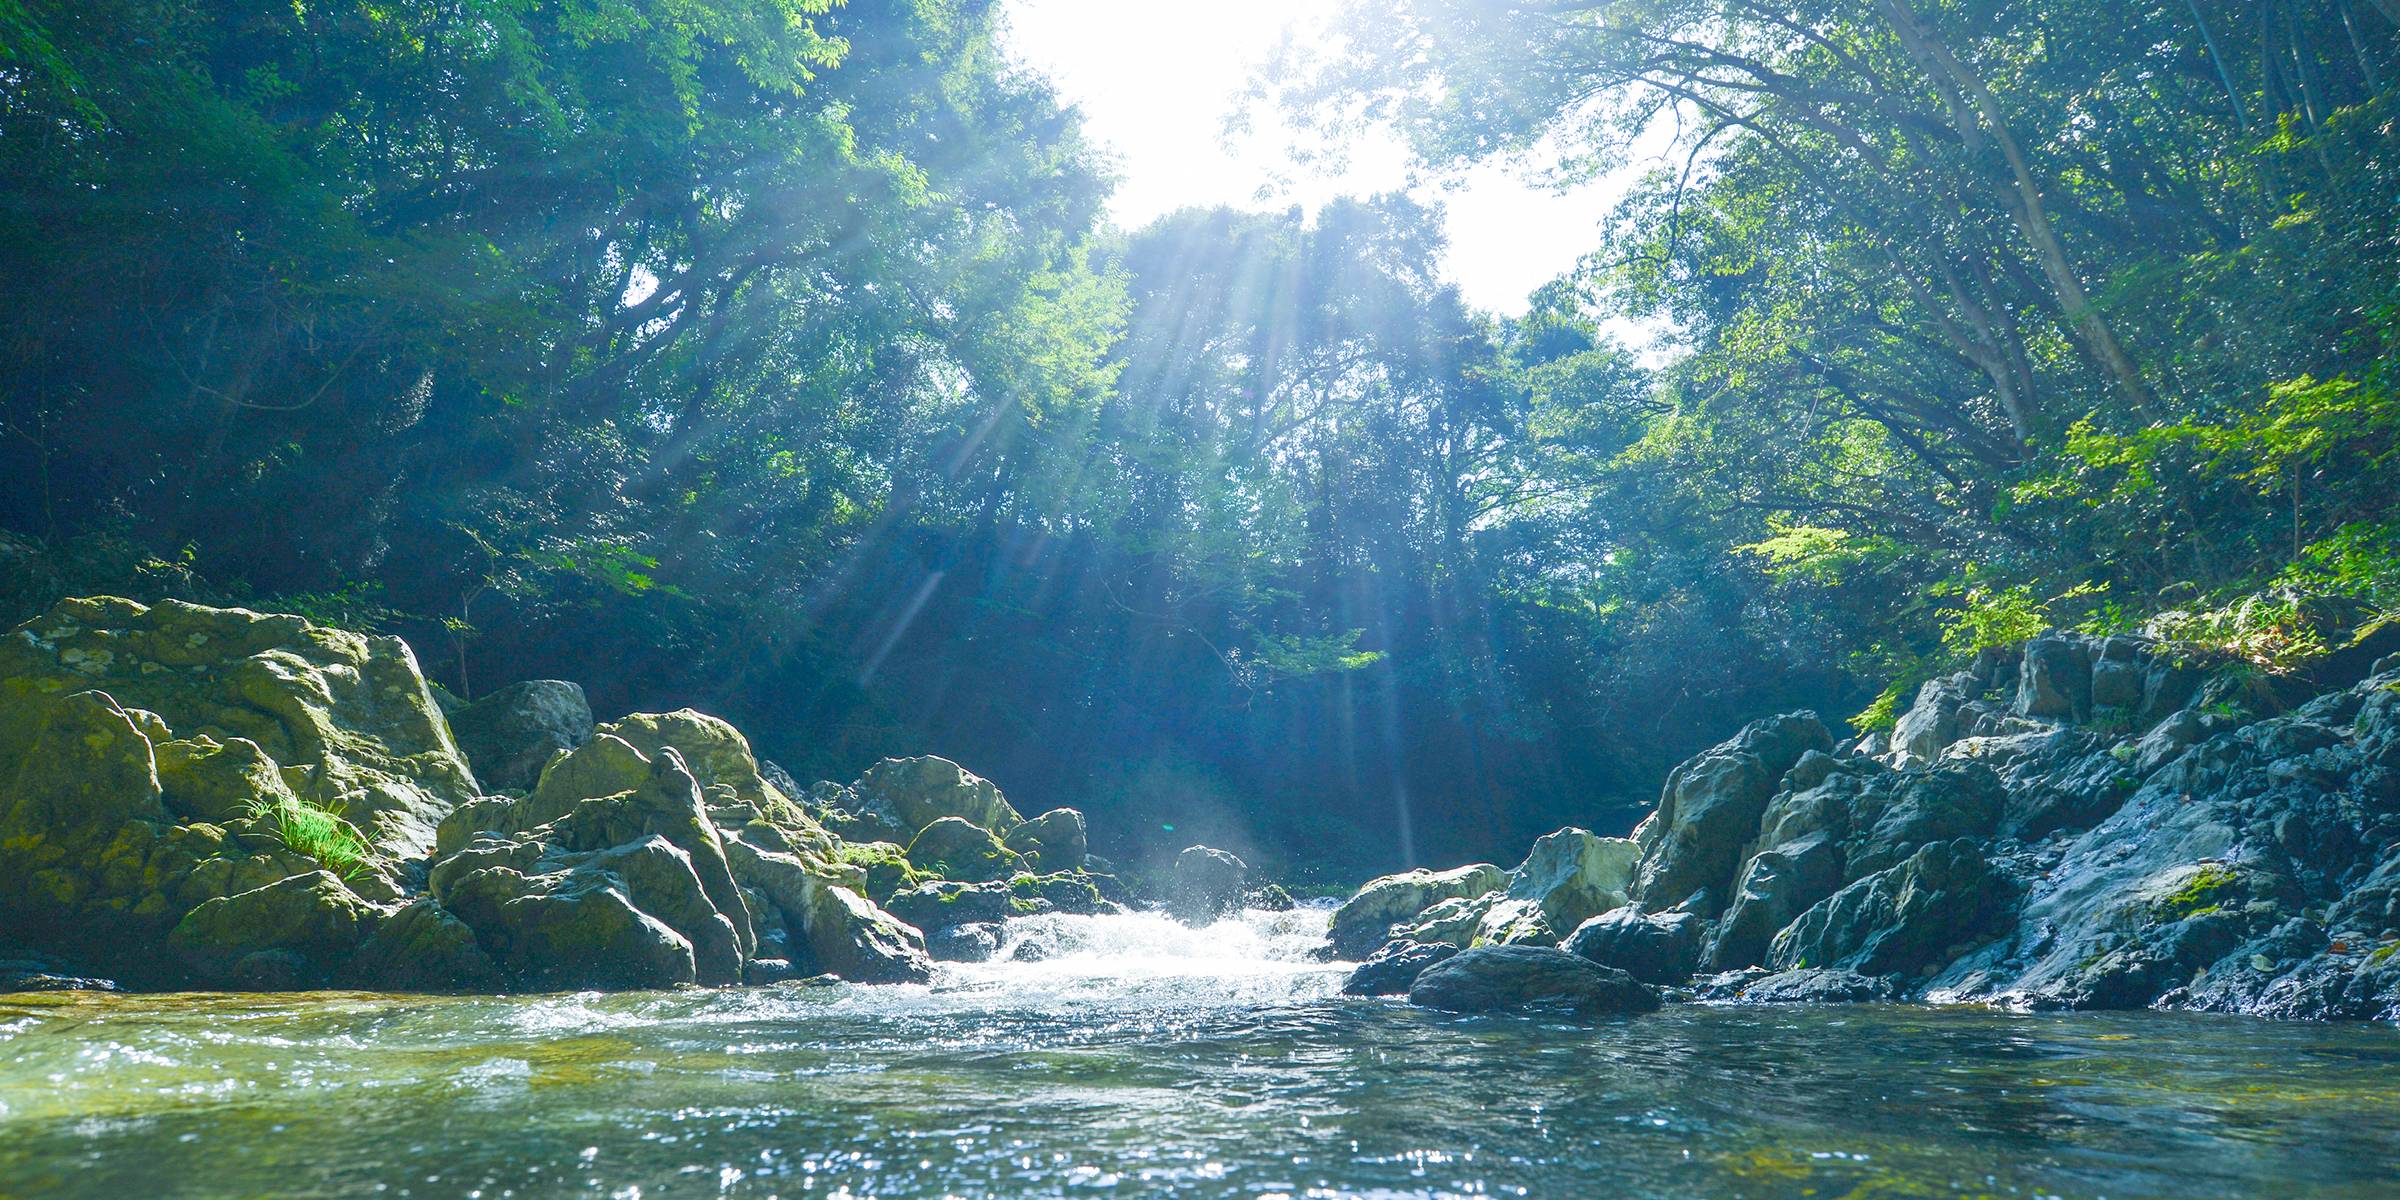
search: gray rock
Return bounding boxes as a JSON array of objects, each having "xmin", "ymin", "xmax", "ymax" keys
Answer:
[
  {"xmin": 1562, "ymin": 907, "xmax": 1701, "ymax": 985},
  {"xmin": 1493, "ymin": 828, "xmax": 1639, "ymax": 940},
  {"xmin": 1343, "ymin": 940, "xmax": 1458, "ymax": 995},
  {"xmin": 1769, "ymin": 839, "xmax": 2014, "ymax": 976},
  {"xmin": 926, "ymin": 921, "xmax": 1003, "ymax": 963},
  {"xmin": 1709, "ymin": 832, "xmax": 1842, "ymax": 970},
  {"xmin": 1166, "ymin": 845, "xmax": 1248, "ymax": 925},
  {"xmin": 1407, "ymin": 945, "xmax": 1662, "ymax": 1016},
  {"xmin": 1327, "ymin": 862, "xmax": 1507, "ymax": 958},
  {"xmin": 1892, "ymin": 673, "xmax": 1978, "ymax": 767},
  {"xmin": 854, "ymin": 756, "xmax": 1021, "ymax": 837},
  {"xmin": 2016, "ymin": 634, "xmax": 2094, "ymax": 719},
  {"xmin": 450, "ymin": 680, "xmax": 593, "ymax": 794},
  {"xmin": 1002, "ymin": 807, "xmax": 1088, "ymax": 872}
]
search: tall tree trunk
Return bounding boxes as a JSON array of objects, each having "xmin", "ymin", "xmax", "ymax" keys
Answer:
[
  {"xmin": 2187, "ymin": 0, "xmax": 2253, "ymax": 131},
  {"xmin": 1877, "ymin": 0, "xmax": 2156, "ymax": 414}
]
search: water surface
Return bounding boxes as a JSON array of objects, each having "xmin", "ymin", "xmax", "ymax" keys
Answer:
[{"xmin": 4, "ymin": 909, "xmax": 2397, "ymax": 1198}]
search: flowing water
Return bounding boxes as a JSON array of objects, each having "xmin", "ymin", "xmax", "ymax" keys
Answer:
[{"xmin": 4, "ymin": 907, "xmax": 2398, "ymax": 1199}]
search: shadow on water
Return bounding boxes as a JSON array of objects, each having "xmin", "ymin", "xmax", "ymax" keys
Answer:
[{"xmin": 3, "ymin": 907, "xmax": 2398, "ymax": 1198}]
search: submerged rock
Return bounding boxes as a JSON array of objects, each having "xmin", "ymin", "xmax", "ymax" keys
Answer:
[
  {"xmin": 1697, "ymin": 967, "xmax": 1900, "ymax": 1005},
  {"xmin": 1407, "ymin": 945, "xmax": 1661, "ymax": 1017},
  {"xmin": 1166, "ymin": 845, "xmax": 1249, "ymax": 925}
]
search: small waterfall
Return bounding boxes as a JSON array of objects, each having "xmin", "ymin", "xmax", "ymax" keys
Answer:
[{"xmin": 922, "ymin": 906, "xmax": 1346, "ymax": 1013}]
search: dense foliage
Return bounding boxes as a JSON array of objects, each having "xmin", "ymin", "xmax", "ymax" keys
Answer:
[
  {"xmin": 1278, "ymin": 0, "xmax": 2400, "ymax": 720},
  {"xmin": 3, "ymin": 0, "xmax": 2394, "ymax": 879}
]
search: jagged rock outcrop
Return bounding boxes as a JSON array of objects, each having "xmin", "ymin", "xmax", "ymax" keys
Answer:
[
  {"xmin": 1632, "ymin": 712, "xmax": 1833, "ymax": 915},
  {"xmin": 1338, "ymin": 614, "xmax": 2400, "ymax": 1023}
]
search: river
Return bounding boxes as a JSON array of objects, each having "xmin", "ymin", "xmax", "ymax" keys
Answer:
[{"xmin": 3, "ymin": 907, "xmax": 2396, "ymax": 1198}]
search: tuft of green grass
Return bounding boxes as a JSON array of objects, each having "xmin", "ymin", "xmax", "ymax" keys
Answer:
[{"xmin": 245, "ymin": 793, "xmax": 374, "ymax": 880}]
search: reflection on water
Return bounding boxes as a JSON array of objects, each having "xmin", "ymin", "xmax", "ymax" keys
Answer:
[{"xmin": 3, "ymin": 907, "xmax": 2398, "ymax": 1198}]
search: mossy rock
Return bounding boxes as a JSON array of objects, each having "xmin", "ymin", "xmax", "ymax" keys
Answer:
[
  {"xmin": 168, "ymin": 869, "xmax": 373, "ymax": 986},
  {"xmin": 906, "ymin": 816, "xmax": 1024, "ymax": 883},
  {"xmin": 835, "ymin": 840, "xmax": 928, "ymax": 905},
  {"xmin": 1010, "ymin": 871, "xmax": 1107, "ymax": 915},
  {"xmin": 1, "ymin": 597, "xmax": 475, "ymax": 866}
]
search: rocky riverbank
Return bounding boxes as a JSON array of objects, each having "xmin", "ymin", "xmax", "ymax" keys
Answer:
[
  {"xmin": 1334, "ymin": 618, "xmax": 2400, "ymax": 1021},
  {"xmin": 0, "ymin": 597, "xmax": 1262, "ymax": 993},
  {"xmin": 10, "ymin": 594, "xmax": 2399, "ymax": 1026}
]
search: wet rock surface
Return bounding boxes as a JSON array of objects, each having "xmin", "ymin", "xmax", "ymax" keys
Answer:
[
  {"xmin": 1407, "ymin": 945, "xmax": 1662, "ymax": 1016},
  {"xmin": 1339, "ymin": 624, "xmax": 2400, "ymax": 1023}
]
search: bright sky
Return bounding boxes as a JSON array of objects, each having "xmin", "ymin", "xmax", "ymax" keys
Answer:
[{"xmin": 997, "ymin": 0, "xmax": 1627, "ymax": 317}]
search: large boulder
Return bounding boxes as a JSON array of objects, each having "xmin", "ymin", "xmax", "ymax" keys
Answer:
[
  {"xmin": 1769, "ymin": 839, "xmax": 2015, "ymax": 977},
  {"xmin": 1327, "ymin": 863, "xmax": 1507, "ymax": 959},
  {"xmin": 0, "ymin": 598, "xmax": 473, "ymax": 980},
  {"xmin": 725, "ymin": 841, "xmax": 932, "ymax": 984},
  {"xmin": 1486, "ymin": 828, "xmax": 1638, "ymax": 942},
  {"xmin": 431, "ymin": 844, "xmax": 703, "ymax": 990},
  {"xmin": 348, "ymin": 897, "xmax": 508, "ymax": 992},
  {"xmin": 1165, "ymin": 845, "xmax": 1248, "ymax": 925},
  {"xmin": 906, "ymin": 816, "xmax": 1024, "ymax": 883},
  {"xmin": 1002, "ymin": 807, "xmax": 1088, "ymax": 872},
  {"xmin": 1407, "ymin": 945, "xmax": 1661, "ymax": 1017},
  {"xmin": 853, "ymin": 756, "xmax": 1021, "ymax": 837},
  {"xmin": 433, "ymin": 721, "xmax": 930, "ymax": 988},
  {"xmin": 1388, "ymin": 893, "xmax": 1499, "ymax": 949},
  {"xmin": 1562, "ymin": 907, "xmax": 1702, "ymax": 986},
  {"xmin": 599, "ymin": 710, "xmax": 834, "ymax": 857},
  {"xmin": 449, "ymin": 680, "xmax": 593, "ymax": 793}
]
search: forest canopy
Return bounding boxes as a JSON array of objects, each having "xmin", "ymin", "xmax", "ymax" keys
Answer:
[{"xmin": 3, "ymin": 0, "xmax": 2395, "ymax": 881}]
